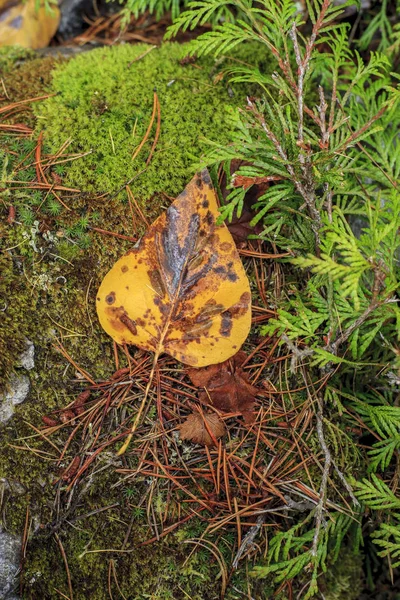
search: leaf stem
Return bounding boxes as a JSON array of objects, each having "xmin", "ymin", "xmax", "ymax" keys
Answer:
[{"xmin": 116, "ymin": 349, "xmax": 161, "ymax": 456}]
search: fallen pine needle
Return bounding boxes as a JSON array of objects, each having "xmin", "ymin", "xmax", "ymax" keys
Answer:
[
  {"xmin": 132, "ymin": 90, "xmax": 157, "ymax": 162},
  {"xmin": 55, "ymin": 533, "xmax": 74, "ymax": 600}
]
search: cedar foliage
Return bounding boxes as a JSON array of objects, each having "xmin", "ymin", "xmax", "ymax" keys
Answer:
[{"xmin": 131, "ymin": 0, "xmax": 399, "ymax": 596}]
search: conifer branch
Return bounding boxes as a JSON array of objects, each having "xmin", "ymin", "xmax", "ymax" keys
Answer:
[
  {"xmin": 326, "ymin": 264, "xmax": 396, "ymax": 356},
  {"xmin": 247, "ymin": 98, "xmax": 322, "ymax": 247}
]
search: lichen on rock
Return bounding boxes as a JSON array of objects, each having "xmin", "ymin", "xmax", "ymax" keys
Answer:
[
  {"xmin": 0, "ymin": 527, "xmax": 21, "ymax": 599},
  {"xmin": 0, "ymin": 374, "xmax": 30, "ymax": 424}
]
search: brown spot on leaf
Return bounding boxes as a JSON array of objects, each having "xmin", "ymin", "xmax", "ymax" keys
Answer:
[
  {"xmin": 195, "ymin": 302, "xmax": 224, "ymax": 323},
  {"xmin": 205, "ymin": 211, "xmax": 213, "ymax": 226},
  {"xmin": 220, "ymin": 311, "xmax": 233, "ymax": 337},
  {"xmin": 121, "ymin": 265, "xmax": 129, "ymax": 273},
  {"xmin": 181, "ymin": 319, "xmax": 213, "ymax": 341},
  {"xmin": 230, "ymin": 292, "xmax": 251, "ymax": 318},
  {"xmin": 119, "ymin": 313, "xmax": 138, "ymax": 336},
  {"xmin": 106, "ymin": 292, "xmax": 116, "ymax": 305},
  {"xmin": 153, "ymin": 296, "xmax": 169, "ymax": 315}
]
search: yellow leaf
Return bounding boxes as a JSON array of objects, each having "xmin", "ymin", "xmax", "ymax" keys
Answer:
[
  {"xmin": 0, "ymin": 0, "xmax": 60, "ymax": 49},
  {"xmin": 96, "ymin": 169, "xmax": 251, "ymax": 368}
]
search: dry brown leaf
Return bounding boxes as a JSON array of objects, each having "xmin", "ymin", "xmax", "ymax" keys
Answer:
[
  {"xmin": 186, "ymin": 350, "xmax": 259, "ymax": 423},
  {"xmin": 219, "ymin": 160, "xmax": 268, "ymax": 244},
  {"xmin": 179, "ymin": 412, "xmax": 225, "ymax": 446},
  {"xmin": 232, "ymin": 174, "xmax": 283, "ymax": 190}
]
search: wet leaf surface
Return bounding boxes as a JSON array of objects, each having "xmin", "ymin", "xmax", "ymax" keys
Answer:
[
  {"xmin": 179, "ymin": 412, "xmax": 225, "ymax": 446},
  {"xmin": 0, "ymin": 0, "xmax": 60, "ymax": 49},
  {"xmin": 186, "ymin": 350, "xmax": 260, "ymax": 423},
  {"xmin": 97, "ymin": 169, "xmax": 252, "ymax": 367}
]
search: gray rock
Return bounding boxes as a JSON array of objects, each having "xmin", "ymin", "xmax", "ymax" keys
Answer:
[
  {"xmin": 0, "ymin": 480, "xmax": 26, "ymax": 497},
  {"xmin": 0, "ymin": 375, "xmax": 30, "ymax": 424},
  {"xmin": 0, "ymin": 528, "xmax": 21, "ymax": 599},
  {"xmin": 57, "ymin": 0, "xmax": 119, "ymax": 38},
  {"xmin": 18, "ymin": 340, "xmax": 35, "ymax": 371}
]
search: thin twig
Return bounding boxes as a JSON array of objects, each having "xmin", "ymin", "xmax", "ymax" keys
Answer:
[
  {"xmin": 327, "ymin": 296, "xmax": 396, "ymax": 355},
  {"xmin": 146, "ymin": 92, "xmax": 161, "ymax": 166},
  {"xmin": 128, "ymin": 45, "xmax": 157, "ymax": 68},
  {"xmin": 232, "ymin": 514, "xmax": 266, "ymax": 568},
  {"xmin": 246, "ymin": 98, "xmax": 322, "ymax": 246},
  {"xmin": 311, "ymin": 409, "xmax": 331, "ymax": 557},
  {"xmin": 132, "ymin": 91, "xmax": 157, "ymax": 162}
]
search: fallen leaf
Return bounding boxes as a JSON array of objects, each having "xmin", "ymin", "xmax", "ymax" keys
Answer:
[
  {"xmin": 227, "ymin": 173, "xmax": 285, "ymax": 243},
  {"xmin": 186, "ymin": 362, "xmax": 221, "ymax": 388},
  {"xmin": 0, "ymin": 0, "xmax": 60, "ymax": 49},
  {"xmin": 97, "ymin": 169, "xmax": 252, "ymax": 368},
  {"xmin": 179, "ymin": 412, "xmax": 225, "ymax": 446},
  {"xmin": 186, "ymin": 350, "xmax": 259, "ymax": 423},
  {"xmin": 232, "ymin": 174, "xmax": 283, "ymax": 190},
  {"xmin": 226, "ymin": 199, "xmax": 262, "ymax": 245},
  {"xmin": 219, "ymin": 160, "xmax": 267, "ymax": 244}
]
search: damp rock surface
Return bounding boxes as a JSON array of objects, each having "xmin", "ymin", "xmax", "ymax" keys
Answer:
[
  {"xmin": 17, "ymin": 340, "xmax": 35, "ymax": 371},
  {"xmin": 0, "ymin": 375, "xmax": 30, "ymax": 424},
  {"xmin": 0, "ymin": 528, "xmax": 21, "ymax": 599}
]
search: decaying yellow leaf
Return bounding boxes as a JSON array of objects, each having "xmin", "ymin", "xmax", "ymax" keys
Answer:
[
  {"xmin": 97, "ymin": 169, "xmax": 251, "ymax": 368},
  {"xmin": 179, "ymin": 412, "xmax": 226, "ymax": 447},
  {"xmin": 0, "ymin": 0, "xmax": 60, "ymax": 49}
]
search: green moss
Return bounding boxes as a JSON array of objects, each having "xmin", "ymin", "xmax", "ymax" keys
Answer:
[
  {"xmin": 322, "ymin": 548, "xmax": 363, "ymax": 600},
  {"xmin": 0, "ymin": 253, "xmax": 28, "ymax": 382},
  {"xmin": 0, "ymin": 42, "xmax": 273, "ymax": 599},
  {"xmin": 0, "ymin": 46, "xmax": 35, "ymax": 74},
  {"xmin": 35, "ymin": 42, "xmax": 248, "ymax": 201},
  {"xmin": 1, "ymin": 55, "xmax": 60, "ymax": 130},
  {"xmin": 0, "ymin": 41, "xmax": 262, "ymax": 386}
]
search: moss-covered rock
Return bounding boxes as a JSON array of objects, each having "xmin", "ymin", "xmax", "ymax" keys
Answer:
[
  {"xmin": 0, "ymin": 41, "xmax": 365, "ymax": 600},
  {"xmin": 1, "ymin": 42, "xmax": 253, "ymax": 383},
  {"xmin": 35, "ymin": 42, "xmax": 246, "ymax": 198},
  {"xmin": 0, "ymin": 41, "xmax": 267, "ymax": 600},
  {"xmin": 0, "ymin": 46, "xmax": 35, "ymax": 74}
]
